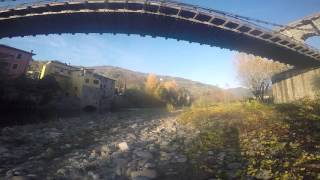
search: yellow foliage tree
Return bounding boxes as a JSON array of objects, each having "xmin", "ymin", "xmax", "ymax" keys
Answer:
[
  {"xmin": 145, "ymin": 74, "xmax": 159, "ymax": 93},
  {"xmin": 164, "ymin": 80, "xmax": 177, "ymax": 91},
  {"xmin": 234, "ymin": 53, "xmax": 290, "ymax": 101}
]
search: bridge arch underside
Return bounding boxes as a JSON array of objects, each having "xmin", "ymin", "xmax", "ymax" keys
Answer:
[{"xmin": 0, "ymin": 2, "xmax": 320, "ymax": 68}]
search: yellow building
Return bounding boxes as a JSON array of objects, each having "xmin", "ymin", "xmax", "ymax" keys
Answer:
[{"xmin": 40, "ymin": 61, "xmax": 115, "ymax": 109}]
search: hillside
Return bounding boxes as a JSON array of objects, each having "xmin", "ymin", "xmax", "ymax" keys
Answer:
[
  {"xmin": 29, "ymin": 61, "xmax": 251, "ymax": 100},
  {"xmin": 92, "ymin": 65, "xmax": 251, "ymax": 99}
]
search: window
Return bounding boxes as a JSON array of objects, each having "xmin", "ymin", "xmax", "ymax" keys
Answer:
[
  {"xmin": 93, "ymin": 80, "xmax": 99, "ymax": 85},
  {"xmin": 85, "ymin": 79, "xmax": 89, "ymax": 83},
  {"xmin": 17, "ymin": 54, "xmax": 22, "ymax": 59},
  {"xmin": 60, "ymin": 69, "xmax": 64, "ymax": 72},
  {"xmin": 12, "ymin": 64, "xmax": 18, "ymax": 69}
]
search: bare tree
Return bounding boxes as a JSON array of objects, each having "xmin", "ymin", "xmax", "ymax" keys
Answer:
[{"xmin": 234, "ymin": 53, "xmax": 290, "ymax": 102}]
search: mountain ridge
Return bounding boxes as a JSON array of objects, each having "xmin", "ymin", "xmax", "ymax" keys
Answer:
[{"xmin": 92, "ymin": 65, "xmax": 252, "ymax": 100}]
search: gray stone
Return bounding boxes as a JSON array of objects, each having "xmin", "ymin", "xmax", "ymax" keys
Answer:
[
  {"xmin": 116, "ymin": 164, "xmax": 127, "ymax": 176},
  {"xmin": 132, "ymin": 177, "xmax": 151, "ymax": 180},
  {"xmin": 176, "ymin": 156, "xmax": 187, "ymax": 163},
  {"xmin": 131, "ymin": 169, "xmax": 158, "ymax": 179},
  {"xmin": 227, "ymin": 162, "xmax": 242, "ymax": 170},
  {"xmin": 56, "ymin": 168, "xmax": 67, "ymax": 176},
  {"xmin": 0, "ymin": 147, "xmax": 8, "ymax": 154},
  {"xmin": 128, "ymin": 133, "xmax": 137, "ymax": 140},
  {"xmin": 46, "ymin": 132, "xmax": 62, "ymax": 139},
  {"xmin": 10, "ymin": 176, "xmax": 31, "ymax": 180},
  {"xmin": 138, "ymin": 159, "xmax": 149, "ymax": 167},
  {"xmin": 226, "ymin": 169, "xmax": 240, "ymax": 179},
  {"xmin": 136, "ymin": 151, "xmax": 153, "ymax": 159},
  {"xmin": 131, "ymin": 123, "xmax": 138, "ymax": 129},
  {"xmin": 217, "ymin": 152, "xmax": 226, "ymax": 163},
  {"xmin": 87, "ymin": 171, "xmax": 99, "ymax": 180},
  {"xmin": 166, "ymin": 144, "xmax": 178, "ymax": 152},
  {"xmin": 144, "ymin": 163, "xmax": 156, "ymax": 169},
  {"xmin": 160, "ymin": 151, "xmax": 171, "ymax": 161},
  {"xmin": 64, "ymin": 144, "xmax": 71, "ymax": 148}
]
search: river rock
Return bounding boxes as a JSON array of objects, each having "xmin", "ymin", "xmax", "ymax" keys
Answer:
[
  {"xmin": 118, "ymin": 142, "xmax": 129, "ymax": 151},
  {"xmin": 100, "ymin": 145, "xmax": 110, "ymax": 158},
  {"xmin": 131, "ymin": 169, "xmax": 158, "ymax": 179},
  {"xmin": 144, "ymin": 163, "xmax": 156, "ymax": 169},
  {"xmin": 136, "ymin": 151, "xmax": 153, "ymax": 159}
]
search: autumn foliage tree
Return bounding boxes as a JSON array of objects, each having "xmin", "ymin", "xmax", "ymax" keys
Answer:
[
  {"xmin": 234, "ymin": 53, "xmax": 290, "ymax": 102},
  {"xmin": 145, "ymin": 74, "xmax": 159, "ymax": 93},
  {"xmin": 144, "ymin": 74, "xmax": 191, "ymax": 108}
]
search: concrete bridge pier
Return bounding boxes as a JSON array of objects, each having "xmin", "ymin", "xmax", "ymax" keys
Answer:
[{"xmin": 272, "ymin": 67, "xmax": 320, "ymax": 103}]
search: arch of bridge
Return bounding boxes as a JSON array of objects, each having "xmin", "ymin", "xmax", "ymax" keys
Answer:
[
  {"xmin": 0, "ymin": 0, "xmax": 320, "ymax": 68},
  {"xmin": 275, "ymin": 13, "xmax": 320, "ymax": 43}
]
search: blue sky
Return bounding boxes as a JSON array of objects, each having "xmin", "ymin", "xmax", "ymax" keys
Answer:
[{"xmin": 1, "ymin": 0, "xmax": 320, "ymax": 88}]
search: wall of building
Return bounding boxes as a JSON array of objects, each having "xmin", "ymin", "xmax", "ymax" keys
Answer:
[
  {"xmin": 272, "ymin": 67, "xmax": 320, "ymax": 103},
  {"xmin": 0, "ymin": 45, "xmax": 33, "ymax": 79},
  {"xmin": 40, "ymin": 61, "xmax": 77, "ymax": 97},
  {"xmin": 40, "ymin": 61, "xmax": 116, "ymax": 109}
]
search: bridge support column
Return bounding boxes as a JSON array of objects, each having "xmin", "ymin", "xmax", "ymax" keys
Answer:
[{"xmin": 272, "ymin": 67, "xmax": 320, "ymax": 103}]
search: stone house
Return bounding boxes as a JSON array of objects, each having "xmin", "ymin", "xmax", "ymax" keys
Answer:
[
  {"xmin": 0, "ymin": 44, "xmax": 34, "ymax": 79},
  {"xmin": 40, "ymin": 61, "xmax": 116, "ymax": 109}
]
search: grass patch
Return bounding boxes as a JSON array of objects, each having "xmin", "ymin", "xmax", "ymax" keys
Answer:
[{"xmin": 177, "ymin": 100, "xmax": 320, "ymax": 179}]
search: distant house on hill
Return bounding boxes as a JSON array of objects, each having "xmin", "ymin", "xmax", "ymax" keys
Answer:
[
  {"xmin": 40, "ymin": 61, "xmax": 116, "ymax": 109},
  {"xmin": 0, "ymin": 44, "xmax": 34, "ymax": 79}
]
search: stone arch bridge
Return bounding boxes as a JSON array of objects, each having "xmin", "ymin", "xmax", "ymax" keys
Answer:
[
  {"xmin": 0, "ymin": 0, "xmax": 320, "ymax": 68},
  {"xmin": 275, "ymin": 13, "xmax": 320, "ymax": 43},
  {"xmin": 271, "ymin": 13, "xmax": 320, "ymax": 103}
]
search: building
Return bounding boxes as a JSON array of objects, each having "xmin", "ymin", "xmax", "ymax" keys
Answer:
[
  {"xmin": 40, "ymin": 61, "xmax": 116, "ymax": 109},
  {"xmin": 272, "ymin": 67, "xmax": 320, "ymax": 103},
  {"xmin": 0, "ymin": 44, "xmax": 34, "ymax": 79}
]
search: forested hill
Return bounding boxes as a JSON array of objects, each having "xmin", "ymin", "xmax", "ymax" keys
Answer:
[{"xmin": 92, "ymin": 65, "xmax": 252, "ymax": 100}]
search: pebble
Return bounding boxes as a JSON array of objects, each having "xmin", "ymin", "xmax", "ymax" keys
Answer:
[
  {"xmin": 100, "ymin": 145, "xmax": 110, "ymax": 157},
  {"xmin": 144, "ymin": 163, "xmax": 156, "ymax": 169},
  {"xmin": 118, "ymin": 142, "xmax": 129, "ymax": 151},
  {"xmin": 227, "ymin": 162, "xmax": 242, "ymax": 170},
  {"xmin": 176, "ymin": 156, "xmax": 187, "ymax": 163},
  {"xmin": 10, "ymin": 176, "xmax": 30, "ymax": 180},
  {"xmin": 136, "ymin": 151, "xmax": 153, "ymax": 159},
  {"xmin": 0, "ymin": 147, "xmax": 8, "ymax": 154},
  {"xmin": 131, "ymin": 169, "xmax": 158, "ymax": 179},
  {"xmin": 132, "ymin": 177, "xmax": 151, "ymax": 180}
]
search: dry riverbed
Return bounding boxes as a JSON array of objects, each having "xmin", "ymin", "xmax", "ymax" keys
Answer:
[
  {"xmin": 0, "ymin": 109, "xmax": 195, "ymax": 180},
  {"xmin": 3, "ymin": 102, "xmax": 320, "ymax": 180}
]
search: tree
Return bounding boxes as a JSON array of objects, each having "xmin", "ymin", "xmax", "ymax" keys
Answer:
[
  {"xmin": 145, "ymin": 74, "xmax": 159, "ymax": 93},
  {"xmin": 37, "ymin": 75, "xmax": 60, "ymax": 105},
  {"xmin": 234, "ymin": 53, "xmax": 290, "ymax": 102},
  {"xmin": 164, "ymin": 80, "xmax": 177, "ymax": 91}
]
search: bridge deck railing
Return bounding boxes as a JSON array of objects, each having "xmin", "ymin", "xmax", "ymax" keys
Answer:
[{"xmin": 0, "ymin": 0, "xmax": 319, "ymax": 54}]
